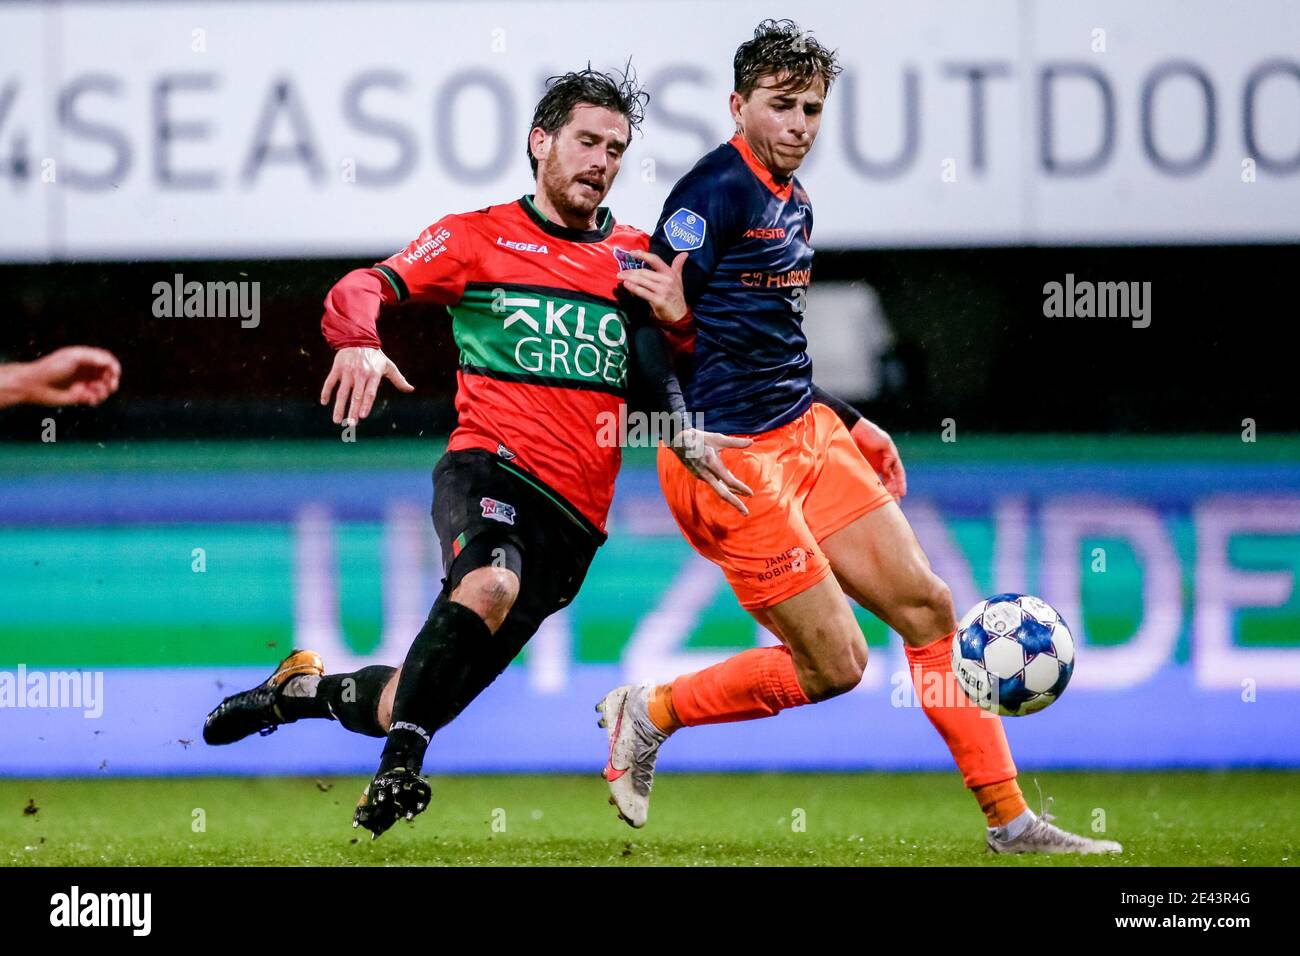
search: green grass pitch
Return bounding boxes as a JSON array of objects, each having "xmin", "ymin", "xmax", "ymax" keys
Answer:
[{"xmin": 3, "ymin": 771, "xmax": 1296, "ymax": 866}]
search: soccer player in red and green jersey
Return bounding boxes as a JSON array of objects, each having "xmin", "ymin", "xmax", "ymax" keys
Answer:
[{"xmin": 201, "ymin": 67, "xmax": 750, "ymax": 838}]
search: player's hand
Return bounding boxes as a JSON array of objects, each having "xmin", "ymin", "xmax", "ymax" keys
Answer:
[
  {"xmin": 320, "ymin": 346, "xmax": 414, "ymax": 425},
  {"xmin": 2, "ymin": 346, "xmax": 122, "ymax": 408},
  {"xmin": 618, "ymin": 249, "xmax": 689, "ymax": 326},
  {"xmin": 671, "ymin": 426, "xmax": 754, "ymax": 516},
  {"xmin": 850, "ymin": 417, "xmax": 907, "ymax": 498}
]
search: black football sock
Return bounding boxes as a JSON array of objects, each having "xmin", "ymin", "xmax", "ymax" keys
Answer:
[
  {"xmin": 424, "ymin": 617, "xmax": 533, "ymax": 733},
  {"xmin": 378, "ymin": 599, "xmax": 493, "ymax": 773},
  {"xmin": 278, "ymin": 665, "xmax": 395, "ymax": 738}
]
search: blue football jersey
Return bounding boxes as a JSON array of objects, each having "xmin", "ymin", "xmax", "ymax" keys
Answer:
[{"xmin": 650, "ymin": 133, "xmax": 816, "ymax": 435}]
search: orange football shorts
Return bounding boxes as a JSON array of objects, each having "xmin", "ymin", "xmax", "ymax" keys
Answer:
[{"xmin": 657, "ymin": 400, "xmax": 895, "ymax": 610}]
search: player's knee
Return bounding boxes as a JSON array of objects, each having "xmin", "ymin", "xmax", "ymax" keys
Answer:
[
  {"xmin": 852, "ymin": 637, "xmax": 869, "ymax": 674},
  {"xmin": 804, "ymin": 666, "xmax": 863, "ymax": 702},
  {"xmin": 896, "ymin": 573, "xmax": 956, "ymax": 645},
  {"xmin": 451, "ymin": 566, "xmax": 520, "ymax": 631},
  {"xmin": 801, "ymin": 643, "xmax": 866, "ymax": 701},
  {"xmin": 923, "ymin": 575, "xmax": 953, "ymax": 617}
]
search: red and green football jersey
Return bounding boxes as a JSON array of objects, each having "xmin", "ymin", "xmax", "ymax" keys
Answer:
[{"xmin": 372, "ymin": 196, "xmax": 650, "ymax": 535}]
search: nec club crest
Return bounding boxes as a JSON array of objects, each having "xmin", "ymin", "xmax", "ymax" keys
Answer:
[
  {"xmin": 664, "ymin": 208, "xmax": 707, "ymax": 252},
  {"xmin": 612, "ymin": 247, "xmax": 646, "ymax": 271},
  {"xmin": 480, "ymin": 497, "xmax": 517, "ymax": 525}
]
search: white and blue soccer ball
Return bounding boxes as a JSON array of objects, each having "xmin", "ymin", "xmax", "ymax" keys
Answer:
[{"xmin": 951, "ymin": 593, "xmax": 1075, "ymax": 716}]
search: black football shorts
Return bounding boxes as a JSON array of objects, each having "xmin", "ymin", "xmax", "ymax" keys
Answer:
[{"xmin": 430, "ymin": 448, "xmax": 603, "ymax": 637}]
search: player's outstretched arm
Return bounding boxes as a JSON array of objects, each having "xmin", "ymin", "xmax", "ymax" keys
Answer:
[
  {"xmin": 810, "ymin": 384, "xmax": 907, "ymax": 498},
  {"xmin": 320, "ymin": 346, "xmax": 414, "ymax": 426},
  {"xmin": 319, "ymin": 269, "xmax": 414, "ymax": 425},
  {"xmin": 631, "ymin": 323, "xmax": 753, "ymax": 516},
  {"xmin": 0, "ymin": 346, "xmax": 121, "ymax": 409}
]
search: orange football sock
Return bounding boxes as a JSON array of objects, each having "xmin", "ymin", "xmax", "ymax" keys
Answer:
[
  {"xmin": 670, "ymin": 645, "xmax": 811, "ymax": 726},
  {"xmin": 904, "ymin": 631, "xmax": 1020, "ymax": 806},
  {"xmin": 646, "ymin": 683, "xmax": 683, "ymax": 735},
  {"xmin": 973, "ymin": 777, "xmax": 1029, "ymax": 827}
]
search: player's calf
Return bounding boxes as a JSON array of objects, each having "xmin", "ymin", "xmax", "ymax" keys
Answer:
[
  {"xmin": 357, "ymin": 544, "xmax": 525, "ymax": 836},
  {"xmin": 371, "ymin": 567, "xmax": 520, "ymax": 730}
]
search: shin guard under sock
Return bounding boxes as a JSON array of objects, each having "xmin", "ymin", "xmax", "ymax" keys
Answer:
[{"xmin": 379, "ymin": 600, "xmax": 492, "ymax": 772}]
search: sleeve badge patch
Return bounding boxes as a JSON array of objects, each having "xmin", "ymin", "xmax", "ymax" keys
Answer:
[{"xmin": 663, "ymin": 208, "xmax": 707, "ymax": 252}]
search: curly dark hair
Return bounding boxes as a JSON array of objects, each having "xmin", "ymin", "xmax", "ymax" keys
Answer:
[
  {"xmin": 527, "ymin": 64, "xmax": 649, "ymax": 175},
  {"xmin": 733, "ymin": 19, "xmax": 842, "ymax": 98}
]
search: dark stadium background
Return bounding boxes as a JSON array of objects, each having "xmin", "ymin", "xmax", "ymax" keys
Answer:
[{"xmin": 2, "ymin": 244, "xmax": 1292, "ymax": 440}]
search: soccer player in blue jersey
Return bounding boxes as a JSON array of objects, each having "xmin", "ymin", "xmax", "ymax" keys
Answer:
[{"xmin": 600, "ymin": 20, "xmax": 1121, "ymax": 854}]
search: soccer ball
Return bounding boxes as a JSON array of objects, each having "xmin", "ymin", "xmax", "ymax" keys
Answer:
[{"xmin": 951, "ymin": 593, "xmax": 1075, "ymax": 716}]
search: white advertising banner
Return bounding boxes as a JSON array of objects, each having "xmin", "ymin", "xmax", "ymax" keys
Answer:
[{"xmin": 1, "ymin": 0, "xmax": 1298, "ymax": 260}]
